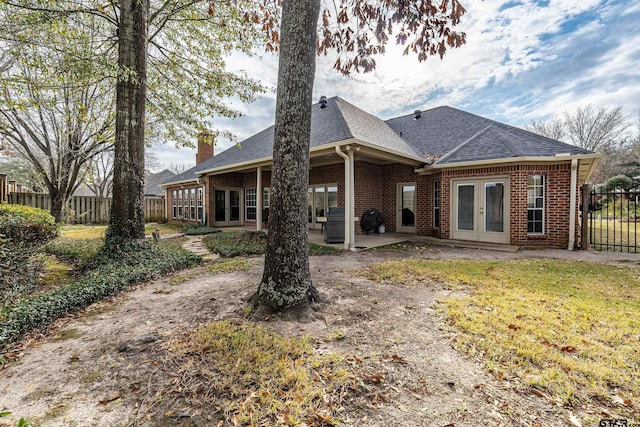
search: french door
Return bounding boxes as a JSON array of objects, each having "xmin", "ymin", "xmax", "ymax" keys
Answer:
[
  {"xmin": 451, "ymin": 177, "xmax": 510, "ymax": 244},
  {"xmin": 213, "ymin": 188, "xmax": 241, "ymax": 227},
  {"xmin": 396, "ymin": 183, "xmax": 417, "ymax": 233}
]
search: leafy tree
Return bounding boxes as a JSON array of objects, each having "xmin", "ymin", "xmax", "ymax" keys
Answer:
[
  {"xmin": 0, "ymin": 156, "xmax": 46, "ymax": 192},
  {"xmin": 0, "ymin": 17, "xmax": 114, "ymax": 222},
  {"xmin": 0, "ymin": 0, "xmax": 268, "ymax": 237},
  {"xmin": 604, "ymin": 174, "xmax": 635, "ymax": 191},
  {"xmin": 255, "ymin": 0, "xmax": 467, "ymax": 316}
]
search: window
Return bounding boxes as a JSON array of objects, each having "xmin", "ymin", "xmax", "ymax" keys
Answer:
[
  {"xmin": 189, "ymin": 188, "xmax": 196, "ymax": 220},
  {"xmin": 172, "ymin": 190, "xmax": 177, "ymax": 219},
  {"xmin": 433, "ymin": 180, "xmax": 440, "ymax": 228},
  {"xmin": 308, "ymin": 184, "xmax": 338, "ymax": 225},
  {"xmin": 197, "ymin": 188, "xmax": 203, "ymax": 221},
  {"xmin": 263, "ymin": 188, "xmax": 270, "ymax": 208},
  {"xmin": 528, "ymin": 175, "xmax": 544, "ymax": 234},
  {"xmin": 245, "ymin": 188, "xmax": 257, "ymax": 220},
  {"xmin": 177, "ymin": 189, "xmax": 183, "ymax": 218},
  {"xmin": 245, "ymin": 188, "xmax": 271, "ymax": 221}
]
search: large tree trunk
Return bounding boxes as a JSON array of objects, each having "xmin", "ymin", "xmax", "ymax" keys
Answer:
[
  {"xmin": 107, "ymin": 0, "xmax": 149, "ymax": 242},
  {"xmin": 49, "ymin": 190, "xmax": 65, "ymax": 223},
  {"xmin": 256, "ymin": 0, "xmax": 321, "ymax": 313}
]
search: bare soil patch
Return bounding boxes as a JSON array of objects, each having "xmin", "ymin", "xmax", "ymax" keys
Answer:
[{"xmin": 1, "ymin": 245, "xmax": 638, "ymax": 426}]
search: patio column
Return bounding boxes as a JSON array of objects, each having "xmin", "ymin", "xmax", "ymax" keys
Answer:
[
  {"xmin": 568, "ymin": 158, "xmax": 578, "ymax": 250},
  {"xmin": 335, "ymin": 146, "xmax": 350, "ymax": 249},
  {"xmin": 256, "ymin": 166, "xmax": 263, "ymax": 231},
  {"xmin": 347, "ymin": 147, "xmax": 358, "ymax": 250}
]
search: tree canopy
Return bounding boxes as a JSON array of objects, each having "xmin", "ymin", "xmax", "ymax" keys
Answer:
[{"xmin": 0, "ymin": 0, "xmax": 268, "ymax": 147}]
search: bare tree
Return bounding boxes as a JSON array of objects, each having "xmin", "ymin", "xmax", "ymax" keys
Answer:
[
  {"xmin": 564, "ymin": 105, "xmax": 628, "ymax": 152},
  {"xmin": 167, "ymin": 162, "xmax": 189, "ymax": 175},
  {"xmin": 85, "ymin": 150, "xmax": 114, "ymax": 199},
  {"xmin": 525, "ymin": 117, "xmax": 566, "ymax": 141}
]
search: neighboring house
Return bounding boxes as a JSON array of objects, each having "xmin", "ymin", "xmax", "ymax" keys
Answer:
[
  {"xmin": 0, "ymin": 173, "xmax": 7, "ymax": 202},
  {"xmin": 73, "ymin": 170, "xmax": 175, "ymax": 198},
  {"xmin": 161, "ymin": 96, "xmax": 600, "ymax": 249},
  {"xmin": 145, "ymin": 169, "xmax": 176, "ymax": 197}
]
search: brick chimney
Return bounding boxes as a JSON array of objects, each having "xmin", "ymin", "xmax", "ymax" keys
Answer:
[{"xmin": 196, "ymin": 132, "xmax": 214, "ymax": 165}]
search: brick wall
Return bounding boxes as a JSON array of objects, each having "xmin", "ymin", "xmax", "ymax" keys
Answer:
[
  {"xmin": 440, "ymin": 163, "xmax": 576, "ymax": 248},
  {"xmin": 195, "ymin": 161, "xmax": 578, "ymax": 248},
  {"xmin": 165, "ymin": 183, "xmax": 204, "ymax": 224},
  {"xmin": 206, "ymin": 173, "xmax": 244, "ymax": 226}
]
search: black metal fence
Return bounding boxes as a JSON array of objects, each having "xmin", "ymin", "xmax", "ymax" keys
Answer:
[{"xmin": 588, "ymin": 188, "xmax": 640, "ymax": 252}]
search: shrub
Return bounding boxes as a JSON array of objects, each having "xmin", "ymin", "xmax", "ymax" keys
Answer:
[
  {"xmin": 0, "ymin": 204, "xmax": 56, "ymax": 307},
  {"xmin": 0, "ymin": 203, "xmax": 58, "ymax": 247},
  {"xmin": 0, "ymin": 241, "xmax": 200, "ymax": 347},
  {"xmin": 203, "ymin": 231, "xmax": 267, "ymax": 257},
  {"xmin": 184, "ymin": 225, "xmax": 220, "ymax": 235},
  {"xmin": 0, "ymin": 238, "xmax": 43, "ymax": 307},
  {"xmin": 44, "ymin": 238, "xmax": 102, "ymax": 267},
  {"xmin": 203, "ymin": 231, "xmax": 342, "ymax": 257}
]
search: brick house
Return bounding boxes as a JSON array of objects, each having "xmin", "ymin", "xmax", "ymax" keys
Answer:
[{"xmin": 161, "ymin": 96, "xmax": 600, "ymax": 249}]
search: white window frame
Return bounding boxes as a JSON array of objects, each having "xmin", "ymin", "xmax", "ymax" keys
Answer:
[
  {"xmin": 245, "ymin": 188, "xmax": 257, "ymax": 221},
  {"xmin": 433, "ymin": 180, "xmax": 440, "ymax": 228},
  {"xmin": 527, "ymin": 175, "xmax": 545, "ymax": 234}
]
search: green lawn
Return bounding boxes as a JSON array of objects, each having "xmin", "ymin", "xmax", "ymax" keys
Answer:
[
  {"xmin": 590, "ymin": 219, "xmax": 640, "ymax": 252},
  {"xmin": 60, "ymin": 223, "xmax": 184, "ymax": 240},
  {"xmin": 361, "ymin": 258, "xmax": 639, "ymax": 419}
]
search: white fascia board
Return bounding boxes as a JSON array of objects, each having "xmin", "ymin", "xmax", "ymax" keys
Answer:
[
  {"xmin": 160, "ymin": 178, "xmax": 199, "ymax": 188},
  {"xmin": 316, "ymin": 138, "xmax": 427, "ymax": 165},
  {"xmin": 195, "ymin": 158, "xmax": 273, "ymax": 176},
  {"xmin": 196, "ymin": 138, "xmax": 428, "ymax": 175},
  {"xmin": 416, "ymin": 153, "xmax": 602, "ymax": 174}
]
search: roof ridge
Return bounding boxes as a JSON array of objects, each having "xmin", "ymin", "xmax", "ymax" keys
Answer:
[
  {"xmin": 333, "ymin": 98, "xmax": 359, "ymax": 141},
  {"xmin": 436, "ymin": 125, "xmax": 492, "ymax": 164}
]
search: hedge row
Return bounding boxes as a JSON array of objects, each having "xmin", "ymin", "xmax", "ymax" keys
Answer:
[
  {"xmin": 0, "ymin": 241, "xmax": 200, "ymax": 347},
  {"xmin": 1, "ymin": 204, "xmax": 58, "ymax": 307},
  {"xmin": 0, "ymin": 203, "xmax": 58, "ymax": 247}
]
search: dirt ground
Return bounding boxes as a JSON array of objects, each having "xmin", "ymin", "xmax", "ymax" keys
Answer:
[{"xmin": 1, "ymin": 244, "xmax": 638, "ymax": 427}]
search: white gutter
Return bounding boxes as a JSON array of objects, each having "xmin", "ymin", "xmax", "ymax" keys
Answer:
[
  {"xmin": 568, "ymin": 158, "xmax": 578, "ymax": 250},
  {"xmin": 335, "ymin": 146, "xmax": 351, "ymax": 250},
  {"xmin": 256, "ymin": 166, "xmax": 263, "ymax": 231}
]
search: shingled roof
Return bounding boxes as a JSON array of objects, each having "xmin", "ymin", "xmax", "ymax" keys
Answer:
[
  {"xmin": 385, "ymin": 106, "xmax": 592, "ymax": 164},
  {"xmin": 163, "ymin": 97, "xmax": 594, "ymax": 186}
]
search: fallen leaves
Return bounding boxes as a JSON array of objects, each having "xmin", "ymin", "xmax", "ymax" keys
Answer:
[{"xmin": 98, "ymin": 391, "xmax": 121, "ymax": 405}]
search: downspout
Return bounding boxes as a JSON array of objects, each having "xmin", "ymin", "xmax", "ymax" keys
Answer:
[
  {"xmin": 347, "ymin": 146, "xmax": 359, "ymax": 251},
  {"xmin": 568, "ymin": 158, "xmax": 578, "ymax": 250},
  {"xmin": 256, "ymin": 166, "xmax": 263, "ymax": 231},
  {"xmin": 335, "ymin": 146, "xmax": 350, "ymax": 249}
]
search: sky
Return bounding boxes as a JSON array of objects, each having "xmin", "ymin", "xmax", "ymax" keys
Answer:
[{"xmin": 152, "ymin": 0, "xmax": 640, "ymax": 172}]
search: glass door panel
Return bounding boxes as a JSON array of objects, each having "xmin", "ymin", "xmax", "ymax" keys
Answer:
[
  {"xmin": 308, "ymin": 188, "xmax": 313, "ymax": 224},
  {"xmin": 230, "ymin": 190, "xmax": 240, "ymax": 221},
  {"xmin": 215, "ymin": 190, "xmax": 225, "ymax": 222},
  {"xmin": 457, "ymin": 184, "xmax": 475, "ymax": 231},
  {"xmin": 314, "ymin": 187, "xmax": 326, "ymax": 218},
  {"xmin": 484, "ymin": 182, "xmax": 504, "ymax": 233},
  {"xmin": 401, "ymin": 185, "xmax": 416, "ymax": 227},
  {"xmin": 327, "ymin": 186, "xmax": 338, "ymax": 209}
]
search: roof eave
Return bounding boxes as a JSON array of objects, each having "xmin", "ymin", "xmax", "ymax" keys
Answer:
[
  {"xmin": 160, "ymin": 177, "xmax": 201, "ymax": 188},
  {"xmin": 416, "ymin": 153, "xmax": 602, "ymax": 174},
  {"xmin": 195, "ymin": 138, "xmax": 428, "ymax": 175}
]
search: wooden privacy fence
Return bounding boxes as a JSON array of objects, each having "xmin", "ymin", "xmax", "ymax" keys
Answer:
[{"xmin": 6, "ymin": 192, "xmax": 166, "ymax": 224}]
